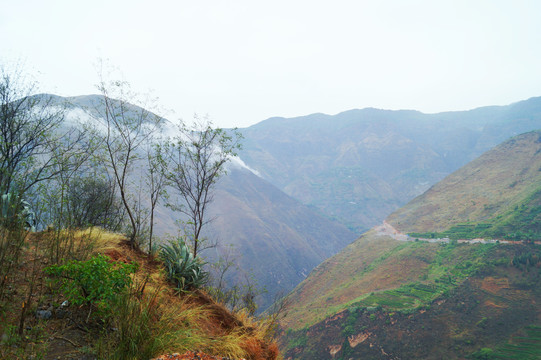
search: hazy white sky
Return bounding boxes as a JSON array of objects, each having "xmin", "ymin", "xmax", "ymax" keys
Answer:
[{"xmin": 2, "ymin": 0, "xmax": 541, "ymax": 128}]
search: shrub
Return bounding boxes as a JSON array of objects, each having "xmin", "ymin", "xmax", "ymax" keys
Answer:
[
  {"xmin": 45, "ymin": 254, "xmax": 137, "ymax": 317},
  {"xmin": 470, "ymin": 347, "xmax": 494, "ymax": 360},
  {"xmin": 160, "ymin": 240, "xmax": 208, "ymax": 291}
]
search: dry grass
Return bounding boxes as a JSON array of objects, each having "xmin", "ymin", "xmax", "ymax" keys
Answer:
[
  {"xmin": 0, "ymin": 227, "xmax": 281, "ymax": 360},
  {"xmin": 92, "ymin": 229, "xmax": 282, "ymax": 360}
]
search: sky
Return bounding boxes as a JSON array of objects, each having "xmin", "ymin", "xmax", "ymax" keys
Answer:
[{"xmin": 2, "ymin": 0, "xmax": 541, "ymax": 128}]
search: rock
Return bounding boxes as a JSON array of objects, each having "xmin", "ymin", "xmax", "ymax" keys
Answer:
[{"xmin": 36, "ymin": 310, "xmax": 52, "ymax": 320}]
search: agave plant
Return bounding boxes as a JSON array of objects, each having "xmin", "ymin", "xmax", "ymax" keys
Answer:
[
  {"xmin": 159, "ymin": 240, "xmax": 208, "ymax": 291},
  {"xmin": 0, "ymin": 193, "xmax": 36, "ymax": 231}
]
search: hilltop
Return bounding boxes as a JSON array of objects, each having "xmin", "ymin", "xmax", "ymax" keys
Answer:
[{"xmin": 278, "ymin": 131, "xmax": 541, "ymax": 359}]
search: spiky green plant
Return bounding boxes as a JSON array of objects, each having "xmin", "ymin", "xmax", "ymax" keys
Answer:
[
  {"xmin": 0, "ymin": 193, "xmax": 35, "ymax": 231},
  {"xmin": 160, "ymin": 240, "xmax": 208, "ymax": 291}
]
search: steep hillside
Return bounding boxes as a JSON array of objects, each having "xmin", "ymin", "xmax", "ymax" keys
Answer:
[
  {"xmin": 388, "ymin": 131, "xmax": 541, "ymax": 237},
  {"xmin": 278, "ymin": 131, "xmax": 541, "ymax": 359},
  {"xmin": 205, "ymin": 167, "xmax": 356, "ymax": 310},
  {"xmin": 239, "ymin": 97, "xmax": 541, "ymax": 233},
  {"xmin": 57, "ymin": 94, "xmax": 356, "ymax": 311},
  {"xmin": 131, "ymin": 166, "xmax": 356, "ymax": 312},
  {"xmin": 282, "ymin": 242, "xmax": 541, "ymax": 359}
]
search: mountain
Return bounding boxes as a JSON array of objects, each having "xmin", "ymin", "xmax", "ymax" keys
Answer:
[
  {"xmin": 153, "ymin": 166, "xmax": 356, "ymax": 310},
  {"xmin": 387, "ymin": 131, "xmax": 541, "ymax": 238},
  {"xmin": 56, "ymin": 94, "xmax": 356, "ymax": 311},
  {"xmin": 278, "ymin": 131, "xmax": 541, "ymax": 359},
  {"xmin": 47, "ymin": 93, "xmax": 541, "ymax": 314},
  {"xmin": 207, "ymin": 167, "xmax": 355, "ymax": 310},
  {"xmin": 238, "ymin": 97, "xmax": 541, "ymax": 233}
]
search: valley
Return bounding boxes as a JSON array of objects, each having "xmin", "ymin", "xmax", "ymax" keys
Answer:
[
  {"xmin": 277, "ymin": 131, "xmax": 541, "ymax": 359},
  {"xmin": 57, "ymin": 95, "xmax": 541, "ymax": 313}
]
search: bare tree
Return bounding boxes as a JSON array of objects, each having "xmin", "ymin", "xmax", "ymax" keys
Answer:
[
  {"xmin": 0, "ymin": 64, "xmax": 89, "ymax": 313},
  {"xmin": 164, "ymin": 116, "xmax": 241, "ymax": 258},
  {"xmin": 94, "ymin": 68, "xmax": 163, "ymax": 247},
  {"xmin": 0, "ymin": 65, "xmax": 66, "ymax": 196},
  {"xmin": 49, "ymin": 127, "xmax": 98, "ymax": 224},
  {"xmin": 146, "ymin": 142, "xmax": 168, "ymax": 253}
]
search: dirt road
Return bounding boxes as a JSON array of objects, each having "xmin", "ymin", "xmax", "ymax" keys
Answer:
[{"xmin": 373, "ymin": 221, "xmax": 540, "ymax": 245}]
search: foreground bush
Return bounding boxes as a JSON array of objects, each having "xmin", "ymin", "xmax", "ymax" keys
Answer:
[{"xmin": 45, "ymin": 254, "xmax": 138, "ymax": 317}]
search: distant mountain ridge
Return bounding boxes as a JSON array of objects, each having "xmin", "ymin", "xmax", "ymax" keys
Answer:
[{"xmin": 239, "ymin": 97, "xmax": 541, "ymax": 233}]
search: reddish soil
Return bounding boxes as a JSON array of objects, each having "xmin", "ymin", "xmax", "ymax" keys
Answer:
[
  {"xmin": 152, "ymin": 350, "xmax": 245, "ymax": 360},
  {"xmin": 480, "ymin": 277, "xmax": 510, "ymax": 294}
]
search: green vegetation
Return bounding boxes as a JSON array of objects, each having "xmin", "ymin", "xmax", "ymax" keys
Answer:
[
  {"xmin": 487, "ymin": 188, "xmax": 541, "ymax": 241},
  {"xmin": 160, "ymin": 239, "xmax": 208, "ymax": 291},
  {"xmin": 0, "ymin": 193, "xmax": 35, "ymax": 231},
  {"xmin": 364, "ymin": 243, "xmax": 502, "ymax": 311},
  {"xmin": 341, "ymin": 307, "xmax": 360, "ymax": 336},
  {"xmin": 469, "ymin": 326, "xmax": 541, "ymax": 360},
  {"xmin": 409, "ymin": 187, "xmax": 541, "ymax": 241},
  {"xmin": 45, "ymin": 254, "xmax": 137, "ymax": 317},
  {"xmin": 409, "ymin": 223, "xmax": 494, "ymax": 240},
  {"xmin": 287, "ymin": 330, "xmax": 308, "ymax": 349},
  {"xmin": 362, "ymin": 283, "xmax": 439, "ymax": 309}
]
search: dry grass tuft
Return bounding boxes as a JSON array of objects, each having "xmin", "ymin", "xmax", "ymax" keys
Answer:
[{"xmin": 92, "ymin": 230, "xmax": 281, "ymax": 360}]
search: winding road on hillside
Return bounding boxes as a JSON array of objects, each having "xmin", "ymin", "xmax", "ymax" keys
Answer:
[{"xmin": 374, "ymin": 221, "xmax": 541, "ymax": 245}]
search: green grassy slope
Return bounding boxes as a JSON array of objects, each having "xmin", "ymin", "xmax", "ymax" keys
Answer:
[
  {"xmin": 278, "ymin": 131, "xmax": 541, "ymax": 359},
  {"xmin": 281, "ymin": 243, "xmax": 541, "ymax": 360},
  {"xmin": 387, "ymin": 131, "xmax": 541, "ymax": 235}
]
